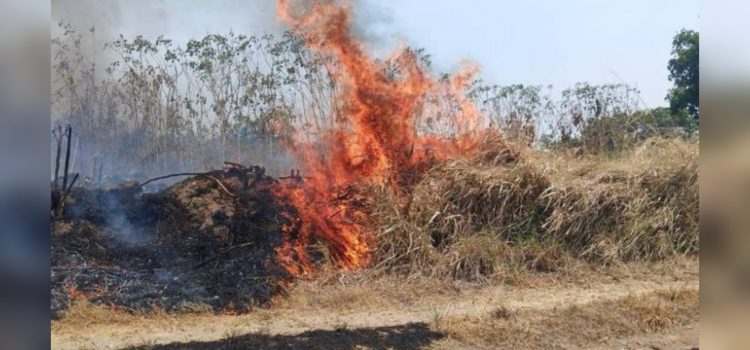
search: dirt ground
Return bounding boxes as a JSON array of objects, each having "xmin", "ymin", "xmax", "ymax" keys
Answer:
[{"xmin": 51, "ymin": 258, "xmax": 698, "ymax": 350}]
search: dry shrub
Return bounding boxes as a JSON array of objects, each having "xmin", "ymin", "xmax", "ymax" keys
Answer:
[
  {"xmin": 545, "ymin": 137, "xmax": 699, "ymax": 262},
  {"xmin": 411, "ymin": 134, "xmax": 548, "ymax": 244},
  {"xmin": 369, "ymin": 135, "xmax": 553, "ymax": 280},
  {"xmin": 367, "ymin": 188, "xmax": 439, "ymax": 276},
  {"xmin": 369, "ymin": 136, "xmax": 698, "ymax": 280},
  {"xmin": 542, "ymin": 184, "xmax": 630, "ymax": 261},
  {"xmin": 437, "ymin": 234, "xmax": 510, "ymax": 281},
  {"xmin": 411, "ymin": 159, "xmax": 550, "ymax": 244},
  {"xmin": 632, "ymin": 140, "xmax": 699, "ymax": 257}
]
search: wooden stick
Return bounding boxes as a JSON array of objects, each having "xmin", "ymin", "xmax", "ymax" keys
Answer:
[
  {"xmin": 53, "ymin": 126, "xmax": 62, "ymax": 192},
  {"xmin": 70, "ymin": 134, "xmax": 79, "ymax": 175},
  {"xmin": 139, "ymin": 172, "xmax": 235, "ymax": 197},
  {"xmin": 65, "ymin": 173, "xmax": 79, "ymax": 194},
  {"xmin": 139, "ymin": 172, "xmax": 210, "ymax": 186},
  {"xmin": 204, "ymin": 175, "xmax": 236, "ymax": 198},
  {"xmin": 223, "ymin": 161, "xmax": 247, "ymax": 169},
  {"xmin": 55, "ymin": 172, "xmax": 79, "ymax": 218},
  {"xmin": 62, "ymin": 126, "xmax": 72, "ymax": 193}
]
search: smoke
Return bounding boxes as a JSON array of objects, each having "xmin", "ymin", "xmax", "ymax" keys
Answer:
[
  {"xmin": 50, "ymin": 0, "xmax": 399, "ymax": 92},
  {"xmin": 49, "ymin": 0, "xmax": 402, "ymax": 180},
  {"xmin": 350, "ymin": 0, "xmax": 398, "ymax": 55},
  {"xmin": 52, "ymin": 0, "xmax": 123, "ymax": 48},
  {"xmin": 51, "ymin": 0, "xmax": 287, "ymax": 71},
  {"xmin": 269, "ymin": 0, "xmax": 398, "ymax": 56},
  {"xmin": 100, "ymin": 190, "xmax": 147, "ymax": 244},
  {"xmin": 52, "ymin": 0, "xmax": 285, "ymax": 42}
]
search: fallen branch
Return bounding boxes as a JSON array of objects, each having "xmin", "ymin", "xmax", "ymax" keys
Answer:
[
  {"xmin": 139, "ymin": 172, "xmax": 210, "ymax": 186},
  {"xmin": 223, "ymin": 161, "xmax": 247, "ymax": 169},
  {"xmin": 204, "ymin": 175, "xmax": 236, "ymax": 198},
  {"xmin": 139, "ymin": 172, "xmax": 235, "ymax": 197}
]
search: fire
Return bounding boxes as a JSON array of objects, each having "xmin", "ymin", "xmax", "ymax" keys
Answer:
[{"xmin": 273, "ymin": 0, "xmax": 485, "ymax": 275}]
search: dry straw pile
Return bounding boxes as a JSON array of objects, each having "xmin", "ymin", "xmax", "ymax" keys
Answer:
[{"xmin": 369, "ymin": 135, "xmax": 698, "ymax": 280}]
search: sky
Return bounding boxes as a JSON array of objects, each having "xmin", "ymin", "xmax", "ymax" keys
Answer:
[
  {"xmin": 701, "ymin": 0, "xmax": 750, "ymax": 86},
  {"xmin": 52, "ymin": 0, "xmax": 700, "ymax": 108}
]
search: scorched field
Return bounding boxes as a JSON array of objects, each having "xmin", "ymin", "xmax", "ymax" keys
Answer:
[{"xmin": 51, "ymin": 1, "xmax": 699, "ymax": 349}]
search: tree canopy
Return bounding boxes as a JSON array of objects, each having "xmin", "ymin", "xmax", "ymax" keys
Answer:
[{"xmin": 667, "ymin": 29, "xmax": 699, "ymax": 119}]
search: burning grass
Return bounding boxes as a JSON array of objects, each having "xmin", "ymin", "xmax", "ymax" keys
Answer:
[{"xmin": 249, "ymin": 0, "xmax": 697, "ymax": 282}]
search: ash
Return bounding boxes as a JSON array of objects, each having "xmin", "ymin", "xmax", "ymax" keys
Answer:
[{"xmin": 51, "ymin": 165, "xmax": 293, "ymax": 319}]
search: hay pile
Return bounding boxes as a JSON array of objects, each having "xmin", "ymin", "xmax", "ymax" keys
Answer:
[
  {"xmin": 369, "ymin": 136, "xmax": 699, "ymax": 280},
  {"xmin": 51, "ymin": 165, "xmax": 291, "ymax": 319}
]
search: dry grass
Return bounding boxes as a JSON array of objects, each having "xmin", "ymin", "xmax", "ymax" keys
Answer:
[
  {"xmin": 52, "ymin": 256, "xmax": 696, "ymax": 329},
  {"xmin": 433, "ymin": 287, "xmax": 699, "ymax": 349},
  {"xmin": 52, "ymin": 258, "xmax": 697, "ymax": 350},
  {"xmin": 369, "ymin": 136, "xmax": 698, "ymax": 280},
  {"xmin": 278, "ymin": 273, "xmax": 457, "ymax": 312},
  {"xmin": 545, "ymin": 137, "xmax": 699, "ymax": 261},
  {"xmin": 51, "ymin": 298, "xmax": 212, "ymax": 333}
]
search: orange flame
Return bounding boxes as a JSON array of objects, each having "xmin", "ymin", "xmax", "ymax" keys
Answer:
[{"xmin": 274, "ymin": 0, "xmax": 485, "ymax": 275}]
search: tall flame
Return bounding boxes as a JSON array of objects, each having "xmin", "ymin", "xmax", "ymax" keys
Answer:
[{"xmin": 274, "ymin": 0, "xmax": 484, "ymax": 275}]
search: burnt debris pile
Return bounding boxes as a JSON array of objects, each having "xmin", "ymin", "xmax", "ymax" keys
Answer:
[{"xmin": 51, "ymin": 164, "xmax": 293, "ymax": 319}]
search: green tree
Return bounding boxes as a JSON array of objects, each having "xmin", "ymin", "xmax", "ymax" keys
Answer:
[{"xmin": 667, "ymin": 29, "xmax": 699, "ymax": 119}]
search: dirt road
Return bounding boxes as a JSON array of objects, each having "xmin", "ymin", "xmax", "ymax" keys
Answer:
[{"xmin": 52, "ymin": 260, "xmax": 698, "ymax": 349}]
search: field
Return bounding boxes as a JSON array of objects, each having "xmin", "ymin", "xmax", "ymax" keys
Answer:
[
  {"xmin": 53, "ymin": 262, "xmax": 698, "ymax": 349},
  {"xmin": 51, "ymin": 136, "xmax": 699, "ymax": 349},
  {"xmin": 52, "ymin": 261, "xmax": 698, "ymax": 349},
  {"xmin": 51, "ymin": 1, "xmax": 699, "ymax": 349}
]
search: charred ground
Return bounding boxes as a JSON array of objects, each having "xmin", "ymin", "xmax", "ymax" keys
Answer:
[{"xmin": 51, "ymin": 165, "xmax": 296, "ymax": 319}]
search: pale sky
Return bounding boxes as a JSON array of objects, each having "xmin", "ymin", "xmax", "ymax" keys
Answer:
[
  {"xmin": 701, "ymin": 0, "xmax": 750, "ymax": 86},
  {"xmin": 52, "ymin": 0, "xmax": 700, "ymax": 108},
  {"xmin": 364, "ymin": 0, "xmax": 699, "ymax": 108}
]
